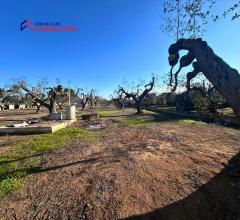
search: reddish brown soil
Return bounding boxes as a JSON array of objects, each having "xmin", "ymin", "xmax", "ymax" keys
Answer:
[
  {"xmin": 0, "ymin": 134, "xmax": 27, "ymax": 155},
  {"xmin": 0, "ymin": 113, "xmax": 240, "ymax": 220}
]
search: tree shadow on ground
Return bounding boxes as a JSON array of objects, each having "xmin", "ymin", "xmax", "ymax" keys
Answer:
[
  {"xmin": 0, "ymin": 156, "xmax": 101, "ymax": 182},
  {"xmin": 0, "ymin": 153, "xmax": 45, "ymax": 165},
  {"xmin": 121, "ymin": 151, "xmax": 240, "ymax": 220},
  {"xmin": 100, "ymin": 110, "xmax": 191, "ymax": 123},
  {"xmin": 33, "ymin": 157, "xmax": 99, "ymax": 173},
  {"xmin": 150, "ymin": 112, "xmax": 191, "ymax": 123},
  {"xmin": 148, "ymin": 107, "xmax": 240, "ymax": 128},
  {"xmin": 144, "ymin": 107, "xmax": 197, "ymax": 122},
  {"xmin": 100, "ymin": 114, "xmax": 136, "ymax": 118},
  {"xmin": 122, "ymin": 112, "xmax": 191, "ymax": 124},
  {"xmin": 1, "ymin": 150, "xmax": 121, "ymax": 178}
]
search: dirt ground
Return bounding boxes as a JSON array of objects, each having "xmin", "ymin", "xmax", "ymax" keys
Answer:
[
  {"xmin": 0, "ymin": 108, "xmax": 240, "ymax": 220},
  {"xmin": 0, "ymin": 109, "xmax": 48, "ymax": 127}
]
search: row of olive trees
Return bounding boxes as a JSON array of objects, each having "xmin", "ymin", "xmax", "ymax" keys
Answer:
[
  {"xmin": 112, "ymin": 91, "xmax": 177, "ymax": 109},
  {"xmin": 0, "ymin": 79, "xmax": 99, "ymax": 114},
  {"xmin": 112, "ymin": 78, "xmax": 228, "ymax": 116}
]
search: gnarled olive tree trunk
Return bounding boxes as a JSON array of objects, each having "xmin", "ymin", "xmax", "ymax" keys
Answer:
[
  {"xmin": 118, "ymin": 77, "xmax": 155, "ymax": 114},
  {"xmin": 21, "ymin": 85, "xmax": 63, "ymax": 114},
  {"xmin": 168, "ymin": 38, "xmax": 240, "ymax": 117}
]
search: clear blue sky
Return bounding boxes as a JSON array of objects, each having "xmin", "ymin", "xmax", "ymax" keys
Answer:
[{"xmin": 0, "ymin": 0, "xmax": 239, "ymax": 97}]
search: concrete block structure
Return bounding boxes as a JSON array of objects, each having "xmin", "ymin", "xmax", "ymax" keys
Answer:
[{"xmin": 66, "ymin": 105, "xmax": 76, "ymax": 120}]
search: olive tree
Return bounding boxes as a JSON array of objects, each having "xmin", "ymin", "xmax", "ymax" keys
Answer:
[
  {"xmin": 167, "ymin": 38, "xmax": 240, "ymax": 117},
  {"xmin": 118, "ymin": 77, "xmax": 155, "ymax": 114},
  {"xmin": 79, "ymin": 89, "xmax": 97, "ymax": 110},
  {"xmin": 21, "ymin": 83, "xmax": 64, "ymax": 114}
]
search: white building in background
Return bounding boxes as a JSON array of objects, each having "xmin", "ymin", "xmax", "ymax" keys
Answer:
[{"xmin": 8, "ymin": 104, "xmax": 15, "ymax": 110}]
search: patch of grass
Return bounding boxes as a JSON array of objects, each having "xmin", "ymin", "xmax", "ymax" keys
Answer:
[
  {"xmin": 18, "ymin": 127, "xmax": 98, "ymax": 153},
  {"xmin": 178, "ymin": 119, "xmax": 198, "ymax": 125},
  {"xmin": 0, "ymin": 177, "xmax": 24, "ymax": 198},
  {"xmin": 122, "ymin": 116, "xmax": 155, "ymax": 127},
  {"xmin": 0, "ymin": 127, "xmax": 98, "ymax": 198},
  {"xmin": 98, "ymin": 110, "xmax": 117, "ymax": 117}
]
